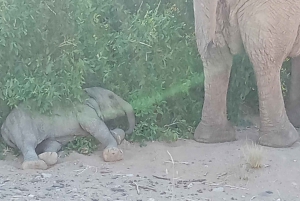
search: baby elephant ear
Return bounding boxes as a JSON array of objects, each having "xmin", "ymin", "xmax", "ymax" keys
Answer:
[{"xmin": 110, "ymin": 128, "xmax": 126, "ymax": 145}]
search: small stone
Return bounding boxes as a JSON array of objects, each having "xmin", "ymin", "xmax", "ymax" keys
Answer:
[
  {"xmin": 31, "ymin": 176, "xmax": 42, "ymax": 182},
  {"xmin": 37, "ymin": 192, "xmax": 46, "ymax": 199},
  {"xmin": 14, "ymin": 189, "xmax": 22, "ymax": 195},
  {"xmin": 41, "ymin": 173, "xmax": 52, "ymax": 178},
  {"xmin": 148, "ymin": 198, "xmax": 155, "ymax": 201},
  {"xmin": 259, "ymin": 190, "xmax": 273, "ymax": 196},
  {"xmin": 52, "ymin": 183, "xmax": 64, "ymax": 188},
  {"xmin": 212, "ymin": 187, "xmax": 224, "ymax": 192},
  {"xmin": 28, "ymin": 194, "xmax": 35, "ymax": 198},
  {"xmin": 187, "ymin": 183, "xmax": 193, "ymax": 188}
]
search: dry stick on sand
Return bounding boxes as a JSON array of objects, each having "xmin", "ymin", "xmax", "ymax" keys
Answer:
[
  {"xmin": 73, "ymin": 164, "xmax": 111, "ymax": 175},
  {"xmin": 177, "ymin": 179, "xmax": 206, "ymax": 184},
  {"xmin": 209, "ymin": 182, "xmax": 248, "ymax": 190},
  {"xmin": 152, "ymin": 175, "xmax": 206, "ymax": 184},
  {"xmin": 130, "ymin": 183, "xmax": 157, "ymax": 193},
  {"xmin": 164, "ymin": 160, "xmax": 190, "ymax": 165},
  {"xmin": 167, "ymin": 150, "xmax": 175, "ymax": 201},
  {"xmin": 132, "ymin": 182, "xmax": 140, "ymax": 194},
  {"xmin": 152, "ymin": 175, "xmax": 171, "ymax": 181}
]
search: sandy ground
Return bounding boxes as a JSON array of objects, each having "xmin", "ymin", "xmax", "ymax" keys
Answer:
[{"xmin": 0, "ymin": 126, "xmax": 300, "ymax": 201}]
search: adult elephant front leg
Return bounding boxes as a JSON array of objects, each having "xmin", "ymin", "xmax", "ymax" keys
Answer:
[{"xmin": 194, "ymin": 46, "xmax": 236, "ymax": 143}]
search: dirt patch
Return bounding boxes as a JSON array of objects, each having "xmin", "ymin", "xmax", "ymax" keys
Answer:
[{"xmin": 0, "ymin": 127, "xmax": 299, "ymax": 201}]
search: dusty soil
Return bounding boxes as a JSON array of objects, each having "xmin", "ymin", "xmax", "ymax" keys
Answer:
[{"xmin": 0, "ymin": 127, "xmax": 300, "ymax": 201}]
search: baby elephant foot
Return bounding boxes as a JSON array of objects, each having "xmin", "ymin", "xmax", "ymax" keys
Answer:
[
  {"xmin": 22, "ymin": 160, "xmax": 48, "ymax": 170},
  {"xmin": 103, "ymin": 147, "xmax": 123, "ymax": 162},
  {"xmin": 38, "ymin": 152, "xmax": 58, "ymax": 166}
]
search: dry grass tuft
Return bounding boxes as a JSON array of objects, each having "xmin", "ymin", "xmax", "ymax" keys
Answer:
[{"xmin": 242, "ymin": 142, "xmax": 264, "ymax": 168}]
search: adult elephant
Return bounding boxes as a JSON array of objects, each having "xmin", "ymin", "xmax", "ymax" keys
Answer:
[{"xmin": 193, "ymin": 0, "xmax": 300, "ymax": 147}]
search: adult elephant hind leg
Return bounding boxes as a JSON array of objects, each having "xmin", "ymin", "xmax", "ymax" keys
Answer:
[
  {"xmin": 78, "ymin": 106, "xmax": 123, "ymax": 162},
  {"xmin": 241, "ymin": 35, "xmax": 299, "ymax": 148},
  {"xmin": 194, "ymin": 46, "xmax": 236, "ymax": 143},
  {"xmin": 286, "ymin": 56, "xmax": 300, "ymax": 127},
  {"xmin": 254, "ymin": 62, "xmax": 298, "ymax": 147},
  {"xmin": 35, "ymin": 139, "xmax": 62, "ymax": 166}
]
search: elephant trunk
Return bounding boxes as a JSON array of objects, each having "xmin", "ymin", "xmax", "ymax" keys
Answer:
[{"xmin": 115, "ymin": 95, "xmax": 136, "ymax": 135}]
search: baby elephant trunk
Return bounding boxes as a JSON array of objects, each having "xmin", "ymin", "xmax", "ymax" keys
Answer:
[
  {"xmin": 84, "ymin": 87, "xmax": 136, "ymax": 135},
  {"xmin": 115, "ymin": 95, "xmax": 136, "ymax": 135}
]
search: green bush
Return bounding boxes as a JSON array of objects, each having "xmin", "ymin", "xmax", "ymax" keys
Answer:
[
  {"xmin": 0, "ymin": 0, "xmax": 87, "ymax": 114},
  {"xmin": 0, "ymin": 0, "xmax": 291, "ymax": 147}
]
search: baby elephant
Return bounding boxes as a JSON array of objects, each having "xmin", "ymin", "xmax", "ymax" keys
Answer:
[{"xmin": 1, "ymin": 87, "xmax": 135, "ymax": 170}]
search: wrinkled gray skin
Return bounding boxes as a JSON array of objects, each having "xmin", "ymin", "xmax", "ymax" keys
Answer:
[
  {"xmin": 1, "ymin": 87, "xmax": 135, "ymax": 170},
  {"xmin": 194, "ymin": 0, "xmax": 300, "ymax": 147},
  {"xmin": 84, "ymin": 87, "xmax": 135, "ymax": 135}
]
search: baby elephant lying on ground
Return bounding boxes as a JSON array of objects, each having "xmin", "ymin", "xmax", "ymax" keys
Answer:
[{"xmin": 1, "ymin": 87, "xmax": 135, "ymax": 170}]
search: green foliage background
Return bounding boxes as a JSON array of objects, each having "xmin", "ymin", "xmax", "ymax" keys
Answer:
[{"xmin": 0, "ymin": 0, "xmax": 291, "ymax": 148}]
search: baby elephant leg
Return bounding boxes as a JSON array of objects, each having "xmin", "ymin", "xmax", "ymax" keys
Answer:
[
  {"xmin": 35, "ymin": 139, "xmax": 62, "ymax": 166},
  {"xmin": 20, "ymin": 143, "xmax": 48, "ymax": 170},
  {"xmin": 78, "ymin": 107, "xmax": 123, "ymax": 162},
  {"xmin": 11, "ymin": 129, "xmax": 47, "ymax": 170}
]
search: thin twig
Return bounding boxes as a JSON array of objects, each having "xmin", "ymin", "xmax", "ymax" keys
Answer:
[
  {"xmin": 209, "ymin": 182, "xmax": 248, "ymax": 190},
  {"xmin": 177, "ymin": 179, "xmax": 206, "ymax": 184},
  {"xmin": 167, "ymin": 150, "xmax": 175, "ymax": 201},
  {"xmin": 164, "ymin": 121, "xmax": 180, "ymax": 127},
  {"xmin": 132, "ymin": 182, "xmax": 140, "ymax": 194},
  {"xmin": 129, "ymin": 40, "xmax": 152, "ymax": 48},
  {"xmin": 208, "ymin": 182, "xmax": 225, "ymax": 186},
  {"xmin": 138, "ymin": 41, "xmax": 152, "ymax": 47},
  {"xmin": 130, "ymin": 183, "xmax": 157, "ymax": 192},
  {"xmin": 217, "ymin": 172, "xmax": 228, "ymax": 177},
  {"xmin": 164, "ymin": 160, "xmax": 190, "ymax": 165},
  {"xmin": 153, "ymin": 175, "xmax": 170, "ymax": 181},
  {"xmin": 73, "ymin": 165, "xmax": 101, "ymax": 175},
  {"xmin": 139, "ymin": 186, "xmax": 157, "ymax": 192},
  {"xmin": 224, "ymin": 185, "xmax": 248, "ymax": 190},
  {"xmin": 45, "ymin": 2, "xmax": 56, "ymax": 15},
  {"xmin": 137, "ymin": 1, "xmax": 143, "ymax": 14}
]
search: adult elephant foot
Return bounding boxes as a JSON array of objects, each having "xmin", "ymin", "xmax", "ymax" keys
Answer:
[
  {"xmin": 258, "ymin": 122, "xmax": 299, "ymax": 148},
  {"xmin": 102, "ymin": 147, "xmax": 123, "ymax": 162},
  {"xmin": 194, "ymin": 121, "xmax": 236, "ymax": 143}
]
